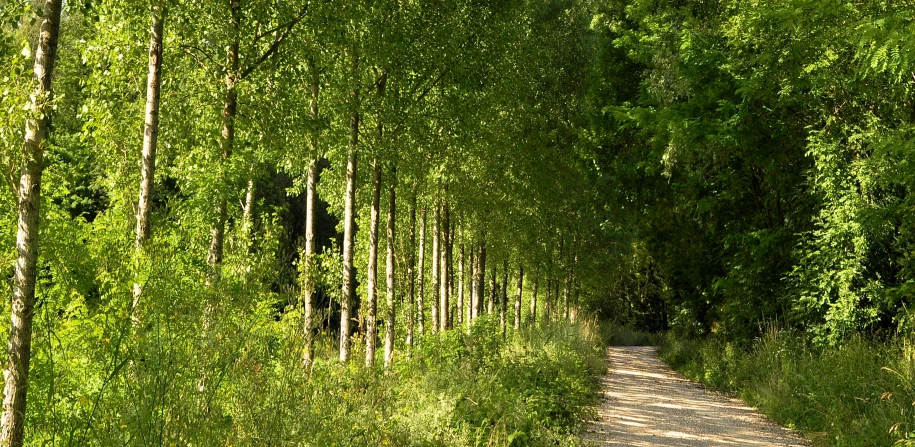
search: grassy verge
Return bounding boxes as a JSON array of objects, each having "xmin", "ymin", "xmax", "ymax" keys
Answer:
[
  {"xmin": 31, "ymin": 311, "xmax": 605, "ymax": 447},
  {"xmin": 599, "ymin": 323, "xmax": 660, "ymax": 346},
  {"xmin": 658, "ymin": 328, "xmax": 915, "ymax": 446}
]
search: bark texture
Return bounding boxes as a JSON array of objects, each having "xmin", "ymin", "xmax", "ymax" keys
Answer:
[
  {"xmin": 135, "ymin": 3, "xmax": 164, "ymax": 249},
  {"xmin": 365, "ymin": 161, "xmax": 381, "ymax": 367},
  {"xmin": 514, "ymin": 264, "xmax": 523, "ymax": 331},
  {"xmin": 440, "ymin": 201, "xmax": 450, "ymax": 331},
  {"xmin": 530, "ymin": 275, "xmax": 538, "ymax": 326},
  {"xmin": 406, "ymin": 190, "xmax": 416, "ymax": 347},
  {"xmin": 383, "ymin": 169, "xmax": 396, "ymax": 368},
  {"xmin": 458, "ymin": 241, "xmax": 464, "ymax": 328},
  {"xmin": 339, "ymin": 51, "xmax": 359, "ymax": 362},
  {"xmin": 500, "ymin": 260, "xmax": 508, "ymax": 338},
  {"xmin": 302, "ymin": 160, "xmax": 317, "ymax": 366},
  {"xmin": 2, "ymin": 1, "xmax": 62, "ymax": 445},
  {"xmin": 488, "ymin": 265, "xmax": 496, "ymax": 315},
  {"xmin": 544, "ymin": 277, "xmax": 552, "ymax": 325},
  {"xmin": 417, "ymin": 208, "xmax": 426, "ymax": 335},
  {"xmin": 431, "ymin": 203, "xmax": 440, "ymax": 333},
  {"xmin": 475, "ymin": 238, "xmax": 486, "ymax": 318},
  {"xmin": 302, "ymin": 58, "xmax": 319, "ymax": 367}
]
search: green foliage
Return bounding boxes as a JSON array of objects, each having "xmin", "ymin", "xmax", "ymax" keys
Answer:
[{"xmin": 659, "ymin": 329, "xmax": 915, "ymax": 446}]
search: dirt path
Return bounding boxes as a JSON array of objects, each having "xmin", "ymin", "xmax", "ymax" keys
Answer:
[{"xmin": 584, "ymin": 346, "xmax": 807, "ymax": 446}]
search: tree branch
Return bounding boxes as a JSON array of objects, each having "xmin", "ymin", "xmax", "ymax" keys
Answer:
[{"xmin": 240, "ymin": 3, "xmax": 310, "ymax": 80}]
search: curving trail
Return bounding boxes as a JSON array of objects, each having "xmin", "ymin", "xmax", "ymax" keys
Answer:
[{"xmin": 585, "ymin": 346, "xmax": 808, "ymax": 447}]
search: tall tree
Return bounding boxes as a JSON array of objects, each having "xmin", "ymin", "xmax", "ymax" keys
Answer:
[
  {"xmin": 417, "ymin": 207, "xmax": 426, "ymax": 335},
  {"xmin": 431, "ymin": 201, "xmax": 440, "ymax": 332},
  {"xmin": 339, "ymin": 49, "xmax": 360, "ymax": 363},
  {"xmin": 514, "ymin": 264, "xmax": 523, "ymax": 330},
  {"xmin": 406, "ymin": 187, "xmax": 416, "ymax": 347},
  {"xmin": 1, "ymin": 1, "xmax": 63, "ymax": 445},
  {"xmin": 301, "ymin": 57, "xmax": 320, "ymax": 367},
  {"xmin": 135, "ymin": 1, "xmax": 164, "ymax": 250},
  {"xmin": 384, "ymin": 167, "xmax": 396, "ymax": 367},
  {"xmin": 440, "ymin": 199, "xmax": 450, "ymax": 331},
  {"xmin": 365, "ymin": 160, "xmax": 381, "ymax": 367}
]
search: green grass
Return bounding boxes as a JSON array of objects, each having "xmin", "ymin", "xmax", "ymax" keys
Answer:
[
  {"xmin": 658, "ymin": 328, "xmax": 915, "ymax": 446},
  {"xmin": 27, "ymin": 304, "xmax": 605, "ymax": 447},
  {"xmin": 599, "ymin": 323, "xmax": 660, "ymax": 346}
]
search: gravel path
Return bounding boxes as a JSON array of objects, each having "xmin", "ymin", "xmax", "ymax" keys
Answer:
[{"xmin": 584, "ymin": 346, "xmax": 808, "ymax": 446}]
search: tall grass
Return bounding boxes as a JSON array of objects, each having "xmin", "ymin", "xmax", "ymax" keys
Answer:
[
  {"xmin": 659, "ymin": 328, "xmax": 915, "ymax": 446},
  {"xmin": 26, "ymin": 278, "xmax": 606, "ymax": 447}
]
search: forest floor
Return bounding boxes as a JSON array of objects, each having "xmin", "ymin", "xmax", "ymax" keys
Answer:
[{"xmin": 584, "ymin": 346, "xmax": 808, "ymax": 446}]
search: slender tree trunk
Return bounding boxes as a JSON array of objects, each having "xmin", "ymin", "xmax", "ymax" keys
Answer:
[
  {"xmin": 207, "ymin": 0, "xmax": 240, "ymax": 278},
  {"xmin": 544, "ymin": 277, "xmax": 552, "ymax": 325},
  {"xmin": 468, "ymin": 241, "xmax": 476, "ymax": 325},
  {"xmin": 339, "ymin": 51, "xmax": 360, "ymax": 363},
  {"xmin": 448, "ymin": 212, "xmax": 455, "ymax": 329},
  {"xmin": 302, "ymin": 58, "xmax": 320, "ymax": 367},
  {"xmin": 488, "ymin": 264, "xmax": 496, "ymax": 315},
  {"xmin": 530, "ymin": 273, "xmax": 538, "ymax": 326},
  {"xmin": 132, "ymin": 1, "xmax": 164, "ymax": 313},
  {"xmin": 417, "ymin": 208, "xmax": 426, "ymax": 335},
  {"xmin": 500, "ymin": 260, "xmax": 508, "ymax": 338},
  {"xmin": 563, "ymin": 273, "xmax": 571, "ymax": 321},
  {"xmin": 383, "ymin": 168, "xmax": 396, "ymax": 368},
  {"xmin": 302, "ymin": 161, "xmax": 317, "ymax": 366},
  {"xmin": 440, "ymin": 201, "xmax": 450, "ymax": 331},
  {"xmin": 241, "ymin": 174, "xmax": 255, "ymax": 250},
  {"xmin": 475, "ymin": 237, "xmax": 486, "ymax": 318},
  {"xmin": 406, "ymin": 189, "xmax": 416, "ymax": 347},
  {"xmin": 135, "ymin": 3, "xmax": 164, "ymax": 250},
  {"xmin": 431, "ymin": 203, "xmax": 440, "ymax": 333},
  {"xmin": 514, "ymin": 264, "xmax": 523, "ymax": 331},
  {"xmin": 458, "ymin": 241, "xmax": 464, "ymax": 328},
  {"xmin": 365, "ymin": 160, "xmax": 381, "ymax": 367},
  {"xmin": 1, "ymin": 1, "xmax": 62, "ymax": 445}
]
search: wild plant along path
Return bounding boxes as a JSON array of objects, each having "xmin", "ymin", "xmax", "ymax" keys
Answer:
[{"xmin": 585, "ymin": 346, "xmax": 808, "ymax": 446}]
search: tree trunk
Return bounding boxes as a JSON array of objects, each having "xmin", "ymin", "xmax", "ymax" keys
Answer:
[
  {"xmin": 406, "ymin": 188, "xmax": 416, "ymax": 348},
  {"xmin": 1, "ymin": 1, "xmax": 62, "ymax": 445},
  {"xmin": 431, "ymin": 203, "xmax": 440, "ymax": 333},
  {"xmin": 365, "ymin": 160, "xmax": 381, "ymax": 368},
  {"xmin": 544, "ymin": 277, "xmax": 552, "ymax": 325},
  {"xmin": 563, "ymin": 273, "xmax": 571, "ymax": 321},
  {"xmin": 440, "ymin": 200, "xmax": 450, "ymax": 331},
  {"xmin": 207, "ymin": 0, "xmax": 240, "ymax": 279},
  {"xmin": 514, "ymin": 264, "xmax": 523, "ymax": 331},
  {"xmin": 468, "ymin": 241, "xmax": 475, "ymax": 326},
  {"xmin": 530, "ymin": 273, "xmax": 538, "ymax": 326},
  {"xmin": 448, "ymin": 211, "xmax": 455, "ymax": 329},
  {"xmin": 302, "ymin": 58, "xmax": 320, "ymax": 367},
  {"xmin": 475, "ymin": 237, "xmax": 486, "ymax": 318},
  {"xmin": 135, "ymin": 3, "xmax": 164, "ymax": 250},
  {"xmin": 500, "ymin": 260, "xmax": 508, "ymax": 339},
  {"xmin": 488, "ymin": 264, "xmax": 496, "ymax": 315},
  {"xmin": 132, "ymin": 1, "xmax": 165, "ymax": 314},
  {"xmin": 302, "ymin": 160, "xmax": 317, "ymax": 366},
  {"xmin": 458, "ymin": 240, "xmax": 464, "ymax": 328},
  {"xmin": 339, "ymin": 51, "xmax": 359, "ymax": 362},
  {"xmin": 417, "ymin": 208, "xmax": 426, "ymax": 335},
  {"xmin": 383, "ymin": 168, "xmax": 396, "ymax": 368},
  {"xmin": 241, "ymin": 174, "xmax": 255, "ymax": 251}
]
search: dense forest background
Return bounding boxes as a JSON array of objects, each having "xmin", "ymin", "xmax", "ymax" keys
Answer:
[{"xmin": 3, "ymin": 0, "xmax": 915, "ymax": 445}]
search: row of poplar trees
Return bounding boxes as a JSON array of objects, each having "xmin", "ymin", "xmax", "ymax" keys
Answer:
[{"xmin": 0, "ymin": 0, "xmax": 600, "ymax": 444}]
